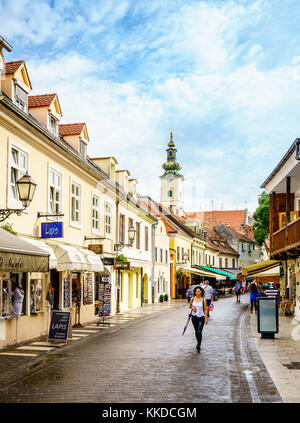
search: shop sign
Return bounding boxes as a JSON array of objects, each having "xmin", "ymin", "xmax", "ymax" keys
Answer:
[
  {"xmin": 0, "ymin": 252, "xmax": 49, "ymax": 273},
  {"xmin": 41, "ymin": 222, "xmax": 63, "ymax": 238},
  {"xmin": 88, "ymin": 244, "xmax": 103, "ymax": 254},
  {"xmin": 102, "ymin": 257, "xmax": 115, "ymax": 266},
  {"xmin": 115, "ymin": 261, "xmax": 130, "ymax": 270},
  {"xmin": 48, "ymin": 310, "xmax": 71, "ymax": 342}
]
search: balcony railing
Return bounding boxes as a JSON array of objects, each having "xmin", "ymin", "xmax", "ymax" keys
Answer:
[{"xmin": 271, "ymin": 216, "xmax": 300, "ymax": 256}]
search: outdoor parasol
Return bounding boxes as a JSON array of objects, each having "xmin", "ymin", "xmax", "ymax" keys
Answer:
[{"xmin": 182, "ymin": 311, "xmax": 192, "ymax": 335}]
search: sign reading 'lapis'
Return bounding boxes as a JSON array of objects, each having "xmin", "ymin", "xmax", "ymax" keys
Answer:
[{"xmin": 41, "ymin": 222, "xmax": 63, "ymax": 238}]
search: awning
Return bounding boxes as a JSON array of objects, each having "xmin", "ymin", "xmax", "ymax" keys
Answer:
[
  {"xmin": 242, "ymin": 260, "xmax": 279, "ymax": 276},
  {"xmin": 196, "ymin": 265, "xmax": 236, "ymax": 280},
  {"xmin": 79, "ymin": 248, "xmax": 104, "ymax": 272},
  {"xmin": 250, "ymin": 266, "xmax": 280, "ymax": 277},
  {"xmin": 50, "ymin": 244, "xmax": 87, "ymax": 272},
  {"xmin": 20, "ymin": 237, "xmax": 57, "ymax": 269},
  {"xmin": 0, "ymin": 228, "xmax": 49, "ymax": 272},
  {"xmin": 177, "ymin": 266, "xmax": 223, "ymax": 280}
]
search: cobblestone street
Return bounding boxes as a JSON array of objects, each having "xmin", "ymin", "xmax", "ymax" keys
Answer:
[{"xmin": 0, "ymin": 297, "xmax": 282, "ymax": 403}]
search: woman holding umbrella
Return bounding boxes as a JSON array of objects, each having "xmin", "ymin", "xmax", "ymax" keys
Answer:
[{"xmin": 189, "ymin": 286, "xmax": 208, "ymax": 352}]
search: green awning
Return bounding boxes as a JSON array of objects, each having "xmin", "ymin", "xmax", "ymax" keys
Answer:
[{"xmin": 195, "ymin": 265, "xmax": 237, "ymax": 280}]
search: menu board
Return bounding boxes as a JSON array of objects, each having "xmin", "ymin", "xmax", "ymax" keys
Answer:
[
  {"xmin": 98, "ymin": 276, "xmax": 111, "ymax": 316},
  {"xmin": 64, "ymin": 276, "xmax": 71, "ymax": 308}
]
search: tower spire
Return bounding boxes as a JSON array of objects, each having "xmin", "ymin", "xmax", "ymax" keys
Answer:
[{"xmin": 160, "ymin": 131, "xmax": 182, "ymax": 177}]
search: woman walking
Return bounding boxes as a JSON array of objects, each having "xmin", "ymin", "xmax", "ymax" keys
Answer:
[
  {"xmin": 249, "ymin": 281, "xmax": 258, "ymax": 313},
  {"xmin": 189, "ymin": 286, "xmax": 208, "ymax": 352}
]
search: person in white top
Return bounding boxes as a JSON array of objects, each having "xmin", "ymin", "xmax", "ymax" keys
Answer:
[{"xmin": 189, "ymin": 286, "xmax": 209, "ymax": 352}]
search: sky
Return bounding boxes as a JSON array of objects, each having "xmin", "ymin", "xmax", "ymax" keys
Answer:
[{"xmin": 1, "ymin": 0, "xmax": 300, "ymax": 214}]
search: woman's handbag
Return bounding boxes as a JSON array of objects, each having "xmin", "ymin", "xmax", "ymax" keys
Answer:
[{"xmin": 209, "ymin": 301, "xmax": 214, "ymax": 311}]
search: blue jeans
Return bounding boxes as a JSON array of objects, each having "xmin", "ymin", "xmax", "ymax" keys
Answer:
[{"xmin": 191, "ymin": 316, "xmax": 205, "ymax": 347}]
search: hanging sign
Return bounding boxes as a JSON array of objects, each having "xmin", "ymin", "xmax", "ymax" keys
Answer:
[
  {"xmin": 41, "ymin": 222, "xmax": 63, "ymax": 238},
  {"xmin": 114, "ymin": 261, "xmax": 130, "ymax": 270},
  {"xmin": 102, "ymin": 257, "xmax": 115, "ymax": 266},
  {"xmin": 88, "ymin": 244, "xmax": 103, "ymax": 254},
  {"xmin": 48, "ymin": 310, "xmax": 71, "ymax": 342}
]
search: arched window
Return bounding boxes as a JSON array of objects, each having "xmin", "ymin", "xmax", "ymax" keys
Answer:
[{"xmin": 168, "ymin": 190, "xmax": 173, "ymax": 197}]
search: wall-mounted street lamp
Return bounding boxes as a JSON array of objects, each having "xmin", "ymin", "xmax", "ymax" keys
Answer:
[
  {"xmin": 114, "ymin": 225, "xmax": 137, "ymax": 253},
  {"xmin": 0, "ymin": 172, "xmax": 37, "ymax": 222}
]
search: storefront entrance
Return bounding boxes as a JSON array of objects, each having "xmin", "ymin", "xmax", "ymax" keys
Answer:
[{"xmin": 50, "ymin": 269, "xmax": 60, "ymax": 310}]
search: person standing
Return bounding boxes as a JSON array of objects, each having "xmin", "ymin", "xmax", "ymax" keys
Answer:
[
  {"xmin": 189, "ymin": 286, "xmax": 208, "ymax": 352},
  {"xmin": 201, "ymin": 280, "xmax": 214, "ymax": 317},
  {"xmin": 249, "ymin": 281, "xmax": 258, "ymax": 313},
  {"xmin": 234, "ymin": 280, "xmax": 242, "ymax": 303}
]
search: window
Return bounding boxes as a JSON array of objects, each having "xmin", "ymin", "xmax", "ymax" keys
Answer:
[
  {"xmin": 177, "ymin": 247, "xmax": 180, "ymax": 261},
  {"xmin": 155, "ymin": 247, "xmax": 158, "ymax": 262},
  {"xmin": 30, "ymin": 278, "xmax": 43, "ymax": 313},
  {"xmin": 10, "ymin": 146, "xmax": 28, "ymax": 201},
  {"xmin": 49, "ymin": 168, "xmax": 62, "ymax": 214},
  {"xmin": 119, "ymin": 214, "xmax": 125, "ymax": 244},
  {"xmin": 165, "ymin": 250, "xmax": 168, "ymax": 263},
  {"xmin": 187, "ymin": 249, "xmax": 190, "ymax": 261},
  {"xmin": 92, "ymin": 195, "xmax": 100, "ymax": 231},
  {"xmin": 145, "ymin": 227, "xmax": 149, "ymax": 251},
  {"xmin": 212, "ymin": 256, "xmax": 215, "ymax": 266},
  {"xmin": 105, "ymin": 203, "xmax": 112, "ymax": 235},
  {"xmin": 15, "ymin": 84, "xmax": 27, "ymax": 112},
  {"xmin": 225, "ymin": 258, "xmax": 228, "ymax": 267},
  {"xmin": 160, "ymin": 248, "xmax": 163, "ymax": 263},
  {"xmin": 168, "ymin": 190, "xmax": 173, "ymax": 197},
  {"xmin": 219, "ymin": 257, "xmax": 222, "ymax": 268},
  {"xmin": 79, "ymin": 140, "xmax": 87, "ymax": 159},
  {"xmin": 71, "ymin": 180, "xmax": 81, "ymax": 224},
  {"xmin": 181, "ymin": 248, "xmax": 184, "ymax": 261},
  {"xmin": 136, "ymin": 222, "xmax": 140, "ymax": 249},
  {"xmin": 49, "ymin": 115, "xmax": 58, "ymax": 136},
  {"xmin": 232, "ymin": 258, "xmax": 235, "ymax": 268}
]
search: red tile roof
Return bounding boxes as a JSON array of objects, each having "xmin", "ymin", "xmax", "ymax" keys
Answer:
[
  {"xmin": 4, "ymin": 60, "xmax": 24, "ymax": 74},
  {"xmin": 186, "ymin": 210, "xmax": 247, "ymax": 229},
  {"xmin": 59, "ymin": 123, "xmax": 86, "ymax": 136},
  {"xmin": 28, "ymin": 94, "xmax": 57, "ymax": 108}
]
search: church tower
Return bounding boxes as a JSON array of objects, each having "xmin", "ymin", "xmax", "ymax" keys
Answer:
[{"xmin": 160, "ymin": 131, "xmax": 184, "ymax": 216}]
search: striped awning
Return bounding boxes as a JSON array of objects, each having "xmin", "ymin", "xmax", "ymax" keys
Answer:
[{"xmin": 242, "ymin": 260, "xmax": 279, "ymax": 276}]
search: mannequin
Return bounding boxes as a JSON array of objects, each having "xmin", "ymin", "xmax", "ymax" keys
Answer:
[{"xmin": 12, "ymin": 280, "xmax": 24, "ymax": 318}]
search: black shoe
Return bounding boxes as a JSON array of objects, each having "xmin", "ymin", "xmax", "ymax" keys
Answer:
[{"xmin": 196, "ymin": 346, "xmax": 200, "ymax": 352}]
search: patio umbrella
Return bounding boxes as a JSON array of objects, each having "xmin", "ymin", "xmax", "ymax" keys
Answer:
[{"xmin": 182, "ymin": 311, "xmax": 193, "ymax": 335}]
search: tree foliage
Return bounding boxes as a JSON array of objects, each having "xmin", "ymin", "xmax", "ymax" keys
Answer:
[{"xmin": 253, "ymin": 192, "xmax": 269, "ymax": 246}]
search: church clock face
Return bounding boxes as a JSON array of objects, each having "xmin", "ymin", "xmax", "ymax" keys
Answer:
[{"xmin": 167, "ymin": 174, "xmax": 174, "ymax": 182}]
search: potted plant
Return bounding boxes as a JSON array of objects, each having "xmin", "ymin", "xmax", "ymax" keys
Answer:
[
  {"xmin": 159, "ymin": 294, "xmax": 164, "ymax": 302},
  {"xmin": 164, "ymin": 294, "xmax": 169, "ymax": 301}
]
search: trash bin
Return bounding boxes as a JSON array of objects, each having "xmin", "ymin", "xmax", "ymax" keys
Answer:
[{"xmin": 257, "ymin": 297, "xmax": 278, "ymax": 339}]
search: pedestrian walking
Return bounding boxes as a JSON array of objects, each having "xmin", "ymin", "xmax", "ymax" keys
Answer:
[
  {"xmin": 189, "ymin": 286, "xmax": 208, "ymax": 352},
  {"xmin": 201, "ymin": 280, "xmax": 214, "ymax": 317},
  {"xmin": 257, "ymin": 282, "xmax": 264, "ymax": 297},
  {"xmin": 249, "ymin": 281, "xmax": 258, "ymax": 313},
  {"xmin": 234, "ymin": 280, "xmax": 242, "ymax": 303},
  {"xmin": 242, "ymin": 282, "xmax": 246, "ymax": 295}
]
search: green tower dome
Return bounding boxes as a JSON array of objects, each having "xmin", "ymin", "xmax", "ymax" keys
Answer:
[{"xmin": 161, "ymin": 131, "xmax": 182, "ymax": 177}]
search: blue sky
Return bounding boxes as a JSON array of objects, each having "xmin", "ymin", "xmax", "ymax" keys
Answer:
[{"xmin": 2, "ymin": 0, "xmax": 300, "ymax": 213}]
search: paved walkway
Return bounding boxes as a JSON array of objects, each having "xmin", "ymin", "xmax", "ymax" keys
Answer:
[
  {"xmin": 250, "ymin": 310, "xmax": 300, "ymax": 403},
  {"xmin": 0, "ymin": 296, "xmax": 281, "ymax": 403}
]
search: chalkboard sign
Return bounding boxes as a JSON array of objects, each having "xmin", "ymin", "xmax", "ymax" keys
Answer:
[{"xmin": 48, "ymin": 310, "xmax": 71, "ymax": 342}]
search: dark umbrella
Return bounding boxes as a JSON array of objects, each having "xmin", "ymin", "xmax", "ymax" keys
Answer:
[{"xmin": 182, "ymin": 311, "xmax": 192, "ymax": 335}]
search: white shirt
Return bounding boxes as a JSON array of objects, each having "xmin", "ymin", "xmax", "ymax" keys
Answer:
[{"xmin": 191, "ymin": 299, "xmax": 205, "ymax": 318}]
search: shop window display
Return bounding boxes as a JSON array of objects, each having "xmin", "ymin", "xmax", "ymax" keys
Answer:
[
  {"xmin": 30, "ymin": 279, "xmax": 43, "ymax": 313},
  {"xmin": 72, "ymin": 273, "xmax": 81, "ymax": 307},
  {"xmin": 0, "ymin": 276, "xmax": 12, "ymax": 317},
  {"xmin": 83, "ymin": 273, "xmax": 93, "ymax": 305}
]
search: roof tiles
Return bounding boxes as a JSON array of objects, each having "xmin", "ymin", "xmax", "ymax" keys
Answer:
[
  {"xmin": 28, "ymin": 94, "xmax": 56, "ymax": 108},
  {"xmin": 59, "ymin": 123, "xmax": 86, "ymax": 136}
]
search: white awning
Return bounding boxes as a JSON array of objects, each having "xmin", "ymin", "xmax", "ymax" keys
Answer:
[
  {"xmin": 50, "ymin": 244, "xmax": 87, "ymax": 272},
  {"xmin": 20, "ymin": 238, "xmax": 57, "ymax": 269},
  {"xmin": 79, "ymin": 248, "xmax": 104, "ymax": 272},
  {"xmin": 0, "ymin": 229, "xmax": 49, "ymax": 273}
]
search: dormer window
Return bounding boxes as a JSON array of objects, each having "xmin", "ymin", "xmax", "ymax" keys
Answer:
[
  {"xmin": 79, "ymin": 140, "xmax": 87, "ymax": 159},
  {"xmin": 14, "ymin": 83, "xmax": 28, "ymax": 112},
  {"xmin": 49, "ymin": 114, "xmax": 58, "ymax": 136}
]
